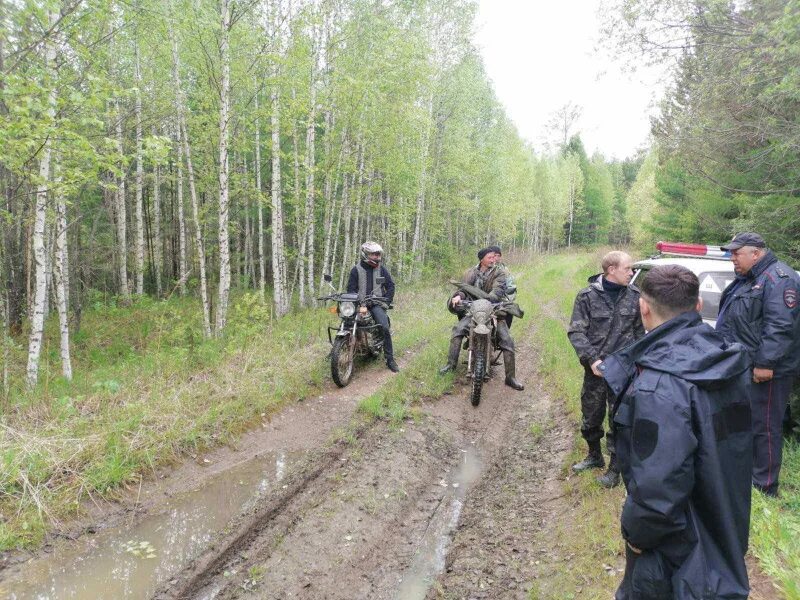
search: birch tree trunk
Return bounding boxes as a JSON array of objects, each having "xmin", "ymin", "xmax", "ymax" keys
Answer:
[
  {"xmin": 152, "ymin": 135, "xmax": 163, "ymax": 297},
  {"xmin": 303, "ymin": 82, "xmax": 317, "ymax": 306},
  {"xmin": 410, "ymin": 93, "xmax": 434, "ymax": 280},
  {"xmin": 271, "ymin": 82, "xmax": 289, "ymax": 316},
  {"xmin": 181, "ymin": 120, "xmax": 212, "ymax": 337},
  {"xmin": 26, "ymin": 8, "xmax": 57, "ymax": 388},
  {"xmin": 53, "ymin": 159, "xmax": 72, "ymax": 380},
  {"xmin": 175, "ymin": 121, "xmax": 187, "ymax": 296},
  {"xmin": 114, "ymin": 99, "xmax": 130, "ymax": 300},
  {"xmin": 255, "ymin": 89, "xmax": 266, "ymax": 299},
  {"xmin": 134, "ymin": 44, "xmax": 145, "ymax": 295},
  {"xmin": 215, "ymin": 0, "xmax": 232, "ymax": 334}
]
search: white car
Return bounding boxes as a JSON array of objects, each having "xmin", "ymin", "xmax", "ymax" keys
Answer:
[{"xmin": 630, "ymin": 242, "xmax": 736, "ymax": 327}]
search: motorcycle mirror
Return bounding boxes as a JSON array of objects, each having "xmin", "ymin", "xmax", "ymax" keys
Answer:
[{"xmin": 324, "ymin": 273, "xmax": 332, "ymax": 282}]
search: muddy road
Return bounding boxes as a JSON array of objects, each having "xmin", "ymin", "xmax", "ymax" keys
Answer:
[{"xmin": 2, "ymin": 330, "xmax": 782, "ymax": 599}]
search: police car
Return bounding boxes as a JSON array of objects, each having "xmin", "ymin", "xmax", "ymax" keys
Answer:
[{"xmin": 630, "ymin": 242, "xmax": 736, "ymax": 327}]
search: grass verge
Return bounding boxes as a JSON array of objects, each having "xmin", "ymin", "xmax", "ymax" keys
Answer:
[{"xmin": 525, "ymin": 250, "xmax": 797, "ymax": 599}]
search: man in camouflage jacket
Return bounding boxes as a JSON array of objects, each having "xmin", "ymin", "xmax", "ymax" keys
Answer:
[
  {"xmin": 567, "ymin": 251, "xmax": 644, "ymax": 487},
  {"xmin": 439, "ymin": 246, "xmax": 524, "ymax": 390}
]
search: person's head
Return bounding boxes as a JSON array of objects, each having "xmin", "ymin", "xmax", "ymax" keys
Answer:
[
  {"xmin": 638, "ymin": 265, "xmax": 701, "ymax": 331},
  {"xmin": 602, "ymin": 251, "xmax": 634, "ymax": 286},
  {"xmin": 721, "ymin": 232, "xmax": 767, "ymax": 275},
  {"xmin": 487, "ymin": 245, "xmax": 502, "ymax": 260},
  {"xmin": 477, "ymin": 246, "xmax": 498, "ymax": 269},
  {"xmin": 360, "ymin": 241, "xmax": 383, "ymax": 268}
]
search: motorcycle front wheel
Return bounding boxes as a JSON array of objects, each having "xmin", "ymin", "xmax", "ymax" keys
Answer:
[
  {"xmin": 470, "ymin": 335, "xmax": 487, "ymax": 406},
  {"xmin": 331, "ymin": 335, "xmax": 354, "ymax": 387}
]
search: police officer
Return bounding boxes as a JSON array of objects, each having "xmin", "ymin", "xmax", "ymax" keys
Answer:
[
  {"xmin": 567, "ymin": 251, "xmax": 644, "ymax": 488},
  {"xmin": 439, "ymin": 246, "xmax": 524, "ymax": 390},
  {"xmin": 602, "ymin": 265, "xmax": 752, "ymax": 599},
  {"xmin": 716, "ymin": 232, "xmax": 800, "ymax": 497},
  {"xmin": 347, "ymin": 241, "xmax": 399, "ymax": 373}
]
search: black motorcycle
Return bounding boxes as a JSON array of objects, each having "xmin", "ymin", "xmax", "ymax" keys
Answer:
[
  {"xmin": 320, "ymin": 274, "xmax": 392, "ymax": 387},
  {"xmin": 451, "ymin": 282, "xmax": 516, "ymax": 406}
]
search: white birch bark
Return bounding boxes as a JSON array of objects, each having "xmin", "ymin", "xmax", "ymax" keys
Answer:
[
  {"xmin": 271, "ymin": 83, "xmax": 289, "ymax": 316},
  {"xmin": 303, "ymin": 83, "xmax": 317, "ymax": 306},
  {"xmin": 134, "ymin": 44, "xmax": 145, "ymax": 295},
  {"xmin": 175, "ymin": 121, "xmax": 187, "ymax": 296},
  {"xmin": 26, "ymin": 8, "xmax": 57, "ymax": 388},
  {"xmin": 152, "ymin": 129, "xmax": 163, "ymax": 297},
  {"xmin": 114, "ymin": 99, "xmax": 130, "ymax": 299},
  {"xmin": 216, "ymin": 0, "xmax": 232, "ymax": 333},
  {"xmin": 410, "ymin": 93, "xmax": 434, "ymax": 280},
  {"xmin": 53, "ymin": 159, "xmax": 72, "ymax": 380},
  {"xmin": 255, "ymin": 89, "xmax": 266, "ymax": 299},
  {"xmin": 181, "ymin": 120, "xmax": 212, "ymax": 337}
]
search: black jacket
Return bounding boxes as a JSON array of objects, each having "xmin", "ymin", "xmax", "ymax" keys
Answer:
[
  {"xmin": 603, "ymin": 311, "xmax": 752, "ymax": 599},
  {"xmin": 716, "ymin": 251, "xmax": 800, "ymax": 378},
  {"xmin": 567, "ymin": 274, "xmax": 644, "ymax": 371},
  {"xmin": 346, "ymin": 261, "xmax": 395, "ymax": 304}
]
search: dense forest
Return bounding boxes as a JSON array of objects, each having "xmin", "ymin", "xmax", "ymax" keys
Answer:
[
  {"xmin": 1, "ymin": 0, "xmax": 638, "ymax": 389},
  {"xmin": 608, "ymin": 0, "xmax": 800, "ymax": 264}
]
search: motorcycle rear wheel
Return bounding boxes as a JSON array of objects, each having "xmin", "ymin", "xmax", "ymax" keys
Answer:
[{"xmin": 331, "ymin": 335, "xmax": 354, "ymax": 387}]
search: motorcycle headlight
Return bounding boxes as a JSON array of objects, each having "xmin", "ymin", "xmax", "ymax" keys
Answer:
[{"xmin": 338, "ymin": 301, "xmax": 356, "ymax": 317}]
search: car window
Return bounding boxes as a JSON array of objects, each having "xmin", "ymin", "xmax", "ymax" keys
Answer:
[{"xmin": 697, "ymin": 271, "xmax": 734, "ymax": 321}]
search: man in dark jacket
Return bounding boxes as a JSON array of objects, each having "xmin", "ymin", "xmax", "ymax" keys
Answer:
[
  {"xmin": 602, "ymin": 265, "xmax": 752, "ymax": 600},
  {"xmin": 347, "ymin": 241, "xmax": 398, "ymax": 372},
  {"xmin": 715, "ymin": 232, "xmax": 800, "ymax": 497},
  {"xmin": 567, "ymin": 251, "xmax": 644, "ymax": 487},
  {"xmin": 439, "ymin": 246, "xmax": 524, "ymax": 390}
]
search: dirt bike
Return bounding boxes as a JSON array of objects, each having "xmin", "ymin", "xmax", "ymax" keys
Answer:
[
  {"xmin": 451, "ymin": 283, "xmax": 515, "ymax": 407},
  {"xmin": 319, "ymin": 274, "xmax": 392, "ymax": 388}
]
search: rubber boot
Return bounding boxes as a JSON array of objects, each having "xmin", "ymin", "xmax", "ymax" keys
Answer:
[
  {"xmin": 439, "ymin": 337, "xmax": 463, "ymax": 374},
  {"xmin": 572, "ymin": 440, "xmax": 604, "ymax": 472},
  {"xmin": 386, "ymin": 357, "xmax": 400, "ymax": 373},
  {"xmin": 597, "ymin": 455, "xmax": 621, "ymax": 488},
  {"xmin": 503, "ymin": 351, "xmax": 524, "ymax": 390}
]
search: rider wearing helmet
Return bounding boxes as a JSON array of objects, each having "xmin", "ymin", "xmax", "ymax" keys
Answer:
[{"xmin": 346, "ymin": 241, "xmax": 399, "ymax": 372}]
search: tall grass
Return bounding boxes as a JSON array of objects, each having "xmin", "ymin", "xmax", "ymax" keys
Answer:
[{"xmin": 0, "ymin": 276, "xmax": 458, "ymax": 551}]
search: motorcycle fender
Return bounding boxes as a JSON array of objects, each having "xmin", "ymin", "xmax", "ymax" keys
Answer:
[{"xmin": 474, "ymin": 323, "xmax": 490, "ymax": 335}]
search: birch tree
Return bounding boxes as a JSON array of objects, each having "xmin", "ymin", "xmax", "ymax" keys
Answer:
[{"xmin": 215, "ymin": 0, "xmax": 232, "ymax": 333}]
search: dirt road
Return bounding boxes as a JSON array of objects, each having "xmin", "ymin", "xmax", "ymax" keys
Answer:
[{"xmin": 2, "ymin": 326, "xmax": 782, "ymax": 599}]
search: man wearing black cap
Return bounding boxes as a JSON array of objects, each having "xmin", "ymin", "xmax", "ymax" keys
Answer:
[
  {"xmin": 439, "ymin": 246, "xmax": 524, "ymax": 390},
  {"xmin": 717, "ymin": 232, "xmax": 800, "ymax": 497}
]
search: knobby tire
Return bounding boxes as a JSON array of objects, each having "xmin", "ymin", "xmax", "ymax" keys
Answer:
[
  {"xmin": 331, "ymin": 335, "xmax": 354, "ymax": 388},
  {"xmin": 471, "ymin": 336, "xmax": 487, "ymax": 406}
]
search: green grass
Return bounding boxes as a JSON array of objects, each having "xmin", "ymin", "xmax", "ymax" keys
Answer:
[
  {"xmin": 525, "ymin": 250, "xmax": 797, "ymax": 599},
  {"xmin": 0, "ymin": 276, "xmax": 459, "ymax": 551}
]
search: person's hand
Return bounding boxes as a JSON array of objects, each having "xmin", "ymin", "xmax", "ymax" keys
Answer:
[
  {"xmin": 626, "ymin": 541, "xmax": 642, "ymax": 555},
  {"xmin": 753, "ymin": 367, "xmax": 773, "ymax": 383},
  {"xmin": 591, "ymin": 359, "xmax": 603, "ymax": 377},
  {"xmin": 359, "ymin": 306, "xmax": 368, "ymax": 315},
  {"xmin": 451, "ymin": 296, "xmax": 462, "ymax": 307}
]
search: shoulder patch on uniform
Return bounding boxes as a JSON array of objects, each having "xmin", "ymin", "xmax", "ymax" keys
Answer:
[{"xmin": 785, "ymin": 288, "xmax": 798, "ymax": 309}]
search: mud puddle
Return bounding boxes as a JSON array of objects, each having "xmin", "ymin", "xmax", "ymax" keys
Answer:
[
  {"xmin": 396, "ymin": 445, "xmax": 482, "ymax": 599},
  {"xmin": 1, "ymin": 450, "xmax": 303, "ymax": 600}
]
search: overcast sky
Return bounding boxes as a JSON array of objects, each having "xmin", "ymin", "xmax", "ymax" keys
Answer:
[{"xmin": 474, "ymin": 0, "xmax": 669, "ymax": 159}]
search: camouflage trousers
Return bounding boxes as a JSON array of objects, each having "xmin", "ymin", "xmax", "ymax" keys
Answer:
[{"xmin": 580, "ymin": 372, "xmax": 616, "ymax": 457}]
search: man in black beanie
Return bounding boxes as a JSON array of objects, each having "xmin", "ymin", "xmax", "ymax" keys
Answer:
[{"xmin": 439, "ymin": 246, "xmax": 524, "ymax": 390}]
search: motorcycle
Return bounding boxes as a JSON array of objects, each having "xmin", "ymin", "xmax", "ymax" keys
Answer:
[
  {"xmin": 451, "ymin": 283, "xmax": 516, "ymax": 406},
  {"xmin": 319, "ymin": 274, "xmax": 392, "ymax": 388}
]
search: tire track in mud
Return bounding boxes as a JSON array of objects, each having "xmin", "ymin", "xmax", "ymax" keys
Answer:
[{"xmin": 154, "ymin": 334, "xmax": 540, "ymax": 599}]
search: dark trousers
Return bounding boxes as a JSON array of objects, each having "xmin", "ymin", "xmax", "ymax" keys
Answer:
[
  {"xmin": 751, "ymin": 376, "xmax": 794, "ymax": 495},
  {"xmin": 369, "ymin": 306, "xmax": 393, "ymax": 361},
  {"xmin": 580, "ymin": 372, "xmax": 616, "ymax": 458},
  {"xmin": 451, "ymin": 316, "xmax": 515, "ymax": 353},
  {"xmin": 615, "ymin": 544, "xmax": 679, "ymax": 599}
]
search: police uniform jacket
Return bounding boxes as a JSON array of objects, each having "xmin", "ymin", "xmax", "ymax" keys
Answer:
[
  {"xmin": 602, "ymin": 311, "xmax": 752, "ymax": 599},
  {"xmin": 716, "ymin": 251, "xmax": 800, "ymax": 378},
  {"xmin": 567, "ymin": 274, "xmax": 644, "ymax": 373}
]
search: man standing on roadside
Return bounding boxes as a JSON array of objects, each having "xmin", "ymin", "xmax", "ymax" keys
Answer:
[
  {"xmin": 716, "ymin": 232, "xmax": 800, "ymax": 497},
  {"xmin": 567, "ymin": 251, "xmax": 644, "ymax": 488},
  {"xmin": 602, "ymin": 265, "xmax": 752, "ymax": 599}
]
